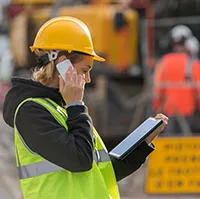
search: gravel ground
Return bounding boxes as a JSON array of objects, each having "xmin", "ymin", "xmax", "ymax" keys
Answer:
[{"xmin": 0, "ymin": 111, "xmax": 21, "ymax": 199}]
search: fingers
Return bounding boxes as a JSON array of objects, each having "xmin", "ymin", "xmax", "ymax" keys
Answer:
[
  {"xmin": 71, "ymin": 69, "xmax": 77, "ymax": 84},
  {"xmin": 77, "ymin": 74, "xmax": 85, "ymax": 88},
  {"xmin": 65, "ymin": 66, "xmax": 79, "ymax": 83},
  {"xmin": 64, "ymin": 66, "xmax": 85, "ymax": 89},
  {"xmin": 155, "ymin": 113, "xmax": 169, "ymax": 124},
  {"xmin": 59, "ymin": 75, "xmax": 65, "ymax": 93},
  {"xmin": 80, "ymin": 78, "xmax": 86, "ymax": 88},
  {"xmin": 59, "ymin": 66, "xmax": 85, "ymax": 104},
  {"xmin": 146, "ymin": 113, "xmax": 169, "ymax": 144},
  {"xmin": 65, "ymin": 67, "xmax": 72, "ymax": 82}
]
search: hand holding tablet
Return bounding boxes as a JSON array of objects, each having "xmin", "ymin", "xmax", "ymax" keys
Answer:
[{"xmin": 109, "ymin": 114, "xmax": 168, "ymax": 160}]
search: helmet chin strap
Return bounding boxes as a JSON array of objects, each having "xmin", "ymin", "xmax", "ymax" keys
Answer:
[
  {"xmin": 36, "ymin": 50, "xmax": 60, "ymax": 68},
  {"xmin": 48, "ymin": 50, "xmax": 60, "ymax": 61}
]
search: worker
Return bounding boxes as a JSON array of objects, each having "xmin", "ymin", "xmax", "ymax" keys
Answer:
[
  {"xmin": 153, "ymin": 25, "xmax": 200, "ymax": 134},
  {"xmin": 3, "ymin": 16, "xmax": 168, "ymax": 199}
]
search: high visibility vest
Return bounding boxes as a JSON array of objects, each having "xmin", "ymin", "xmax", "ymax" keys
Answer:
[
  {"xmin": 14, "ymin": 97, "xmax": 120, "ymax": 199},
  {"xmin": 154, "ymin": 53, "xmax": 200, "ymax": 116}
]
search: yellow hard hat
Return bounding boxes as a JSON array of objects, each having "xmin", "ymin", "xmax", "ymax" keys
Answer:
[{"xmin": 30, "ymin": 16, "xmax": 105, "ymax": 62}]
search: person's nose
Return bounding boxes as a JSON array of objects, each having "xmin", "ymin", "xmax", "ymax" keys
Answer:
[{"xmin": 85, "ymin": 72, "xmax": 91, "ymax": 83}]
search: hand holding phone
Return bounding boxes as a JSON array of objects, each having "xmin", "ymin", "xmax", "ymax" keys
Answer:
[
  {"xmin": 57, "ymin": 59, "xmax": 85, "ymax": 105},
  {"xmin": 56, "ymin": 59, "xmax": 73, "ymax": 81}
]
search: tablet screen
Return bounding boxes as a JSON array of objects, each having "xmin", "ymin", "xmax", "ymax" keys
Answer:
[{"xmin": 109, "ymin": 118, "xmax": 163, "ymax": 159}]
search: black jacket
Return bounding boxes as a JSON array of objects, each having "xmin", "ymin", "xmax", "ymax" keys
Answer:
[{"xmin": 3, "ymin": 78, "xmax": 154, "ymax": 181}]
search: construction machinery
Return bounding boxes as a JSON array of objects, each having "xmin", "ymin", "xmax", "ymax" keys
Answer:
[{"xmin": 10, "ymin": 0, "xmax": 155, "ymax": 149}]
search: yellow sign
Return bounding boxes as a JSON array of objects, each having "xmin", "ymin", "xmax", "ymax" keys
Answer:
[{"xmin": 146, "ymin": 137, "xmax": 200, "ymax": 194}]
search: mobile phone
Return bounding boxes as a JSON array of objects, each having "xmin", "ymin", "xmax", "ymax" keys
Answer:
[
  {"xmin": 56, "ymin": 59, "xmax": 73, "ymax": 81},
  {"xmin": 109, "ymin": 117, "xmax": 164, "ymax": 160}
]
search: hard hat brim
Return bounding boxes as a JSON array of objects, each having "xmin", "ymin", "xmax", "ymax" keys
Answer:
[
  {"xmin": 93, "ymin": 54, "xmax": 105, "ymax": 62},
  {"xmin": 30, "ymin": 46, "xmax": 105, "ymax": 62}
]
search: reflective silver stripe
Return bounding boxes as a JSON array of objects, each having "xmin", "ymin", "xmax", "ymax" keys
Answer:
[
  {"xmin": 43, "ymin": 98, "xmax": 67, "ymax": 119},
  {"xmin": 98, "ymin": 150, "xmax": 110, "ymax": 163},
  {"xmin": 18, "ymin": 160, "xmax": 65, "ymax": 179},
  {"xmin": 37, "ymin": 99, "xmax": 66, "ymax": 127},
  {"xmin": 154, "ymin": 82, "xmax": 200, "ymax": 88},
  {"xmin": 93, "ymin": 151, "xmax": 98, "ymax": 163},
  {"xmin": 93, "ymin": 149, "xmax": 110, "ymax": 165},
  {"xmin": 18, "ymin": 149, "xmax": 110, "ymax": 179}
]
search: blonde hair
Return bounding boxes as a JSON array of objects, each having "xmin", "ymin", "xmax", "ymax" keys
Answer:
[
  {"xmin": 32, "ymin": 49, "xmax": 84, "ymax": 85},
  {"xmin": 32, "ymin": 49, "xmax": 55, "ymax": 85}
]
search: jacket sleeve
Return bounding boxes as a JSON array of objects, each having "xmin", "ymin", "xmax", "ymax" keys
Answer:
[
  {"xmin": 16, "ymin": 101, "xmax": 94, "ymax": 172},
  {"xmin": 110, "ymin": 141, "xmax": 154, "ymax": 181}
]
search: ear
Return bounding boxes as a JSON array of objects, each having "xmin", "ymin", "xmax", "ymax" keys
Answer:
[{"xmin": 57, "ymin": 55, "xmax": 67, "ymax": 64}]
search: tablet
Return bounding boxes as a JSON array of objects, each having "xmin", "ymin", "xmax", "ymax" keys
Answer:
[{"xmin": 109, "ymin": 117, "xmax": 163, "ymax": 160}]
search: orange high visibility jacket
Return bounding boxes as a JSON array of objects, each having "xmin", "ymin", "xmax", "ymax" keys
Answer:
[{"xmin": 153, "ymin": 52, "xmax": 200, "ymax": 116}]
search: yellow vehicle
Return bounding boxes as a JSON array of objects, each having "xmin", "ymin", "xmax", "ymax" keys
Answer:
[{"xmin": 12, "ymin": 0, "xmax": 140, "ymax": 71}]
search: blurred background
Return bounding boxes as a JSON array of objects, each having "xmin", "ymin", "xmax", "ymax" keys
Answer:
[{"xmin": 1, "ymin": 0, "xmax": 200, "ymax": 198}]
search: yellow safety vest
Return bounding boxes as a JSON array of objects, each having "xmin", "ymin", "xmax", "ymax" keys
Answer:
[{"xmin": 14, "ymin": 97, "xmax": 120, "ymax": 199}]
